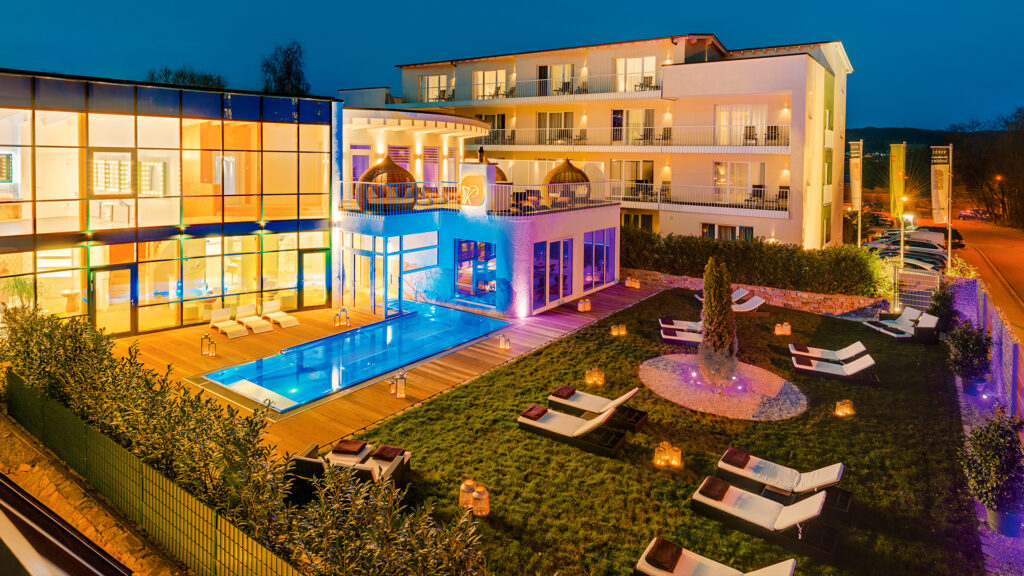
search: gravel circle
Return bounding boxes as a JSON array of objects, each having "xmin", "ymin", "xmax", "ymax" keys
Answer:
[{"xmin": 639, "ymin": 354, "xmax": 807, "ymax": 421}]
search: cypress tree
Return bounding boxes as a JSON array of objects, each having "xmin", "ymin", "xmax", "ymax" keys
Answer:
[{"xmin": 698, "ymin": 257, "xmax": 738, "ymax": 383}]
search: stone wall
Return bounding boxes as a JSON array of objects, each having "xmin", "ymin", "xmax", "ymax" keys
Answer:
[{"xmin": 622, "ymin": 268, "xmax": 889, "ymax": 318}]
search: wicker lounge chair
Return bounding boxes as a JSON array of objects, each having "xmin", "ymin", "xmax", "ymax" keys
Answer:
[
  {"xmin": 792, "ymin": 354, "xmax": 876, "ymax": 381},
  {"xmin": 634, "ymin": 537, "xmax": 796, "ymax": 576},
  {"xmin": 716, "ymin": 447, "xmax": 844, "ymax": 495},
  {"xmin": 788, "ymin": 342, "xmax": 866, "ymax": 363},
  {"xmin": 863, "ymin": 307, "xmax": 921, "ymax": 338},
  {"xmin": 691, "ymin": 476, "xmax": 837, "ymax": 561},
  {"xmin": 661, "ymin": 328, "xmax": 702, "ymax": 346},
  {"xmin": 210, "ymin": 308, "xmax": 248, "ymax": 339},
  {"xmin": 659, "ymin": 318, "xmax": 702, "ymax": 332},
  {"xmin": 517, "ymin": 406, "xmax": 626, "ymax": 456},
  {"xmin": 236, "ymin": 304, "xmax": 273, "ymax": 334},
  {"xmin": 696, "ymin": 288, "xmax": 748, "ymax": 303},
  {"xmin": 262, "ymin": 300, "xmax": 299, "ymax": 328}
]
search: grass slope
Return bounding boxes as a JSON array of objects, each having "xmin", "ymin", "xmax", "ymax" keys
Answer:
[{"xmin": 358, "ymin": 289, "xmax": 983, "ymax": 575}]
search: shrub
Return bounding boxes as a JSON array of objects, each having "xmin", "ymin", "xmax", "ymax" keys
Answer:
[
  {"xmin": 946, "ymin": 320, "xmax": 992, "ymax": 382},
  {"xmin": 947, "ymin": 255, "xmax": 980, "ymax": 279},
  {"xmin": 0, "ymin": 306, "xmax": 484, "ymax": 575},
  {"xmin": 927, "ymin": 280, "xmax": 956, "ymax": 327},
  {"xmin": 619, "ymin": 226, "xmax": 886, "ymax": 296},
  {"xmin": 698, "ymin": 258, "xmax": 738, "ymax": 383},
  {"xmin": 959, "ymin": 407, "xmax": 1024, "ymax": 513}
]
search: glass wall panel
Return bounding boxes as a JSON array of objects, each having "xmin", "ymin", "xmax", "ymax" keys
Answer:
[
  {"xmin": 138, "ymin": 148, "xmax": 181, "ymax": 197},
  {"xmin": 182, "ymin": 197, "xmax": 222, "ymax": 225},
  {"xmin": 403, "ymin": 231, "xmax": 437, "ymax": 250},
  {"xmin": 0, "ymin": 251, "xmax": 33, "ymax": 277},
  {"xmin": 139, "ymin": 260, "xmax": 180, "ymax": 304},
  {"xmin": 263, "ymin": 152, "xmax": 297, "ymax": 194},
  {"xmin": 262, "ymin": 123, "xmax": 297, "ymax": 151},
  {"xmin": 0, "ymin": 145, "xmax": 32, "ymax": 201},
  {"xmin": 0, "ymin": 274, "xmax": 34, "ymax": 307},
  {"xmin": 88, "ymin": 113, "xmax": 135, "ymax": 148},
  {"xmin": 89, "ymin": 243, "xmax": 136, "ymax": 266},
  {"xmin": 36, "ymin": 200, "xmax": 84, "ymax": 233},
  {"xmin": 182, "ymin": 118, "xmax": 222, "ymax": 149},
  {"xmin": 139, "ymin": 239, "xmax": 179, "ymax": 261},
  {"xmin": 224, "ymin": 234, "xmax": 259, "ymax": 254},
  {"xmin": 455, "ymin": 239, "xmax": 496, "ymax": 307},
  {"xmin": 262, "ymin": 195, "xmax": 297, "ymax": 220},
  {"xmin": 139, "ymin": 303, "xmax": 180, "ymax": 331},
  {"xmin": 182, "ymin": 150, "xmax": 221, "ymax": 196},
  {"xmin": 298, "ymin": 153, "xmax": 328, "ymax": 194},
  {"xmin": 0, "ymin": 109, "xmax": 31, "ymax": 145},
  {"xmin": 38, "ymin": 269, "xmax": 87, "ymax": 316},
  {"xmin": 35, "ymin": 111, "xmax": 83, "ymax": 146},
  {"xmin": 299, "ymin": 230, "xmax": 328, "ymax": 249},
  {"xmin": 221, "ymin": 151, "xmax": 259, "ymax": 196},
  {"xmin": 89, "ymin": 199, "xmax": 135, "ymax": 230},
  {"xmin": 299, "ymin": 124, "xmax": 329, "ymax": 152},
  {"xmin": 262, "ymin": 232, "xmax": 296, "ymax": 251},
  {"xmin": 298, "ymin": 194, "xmax": 329, "ymax": 219},
  {"xmin": 224, "ymin": 195, "xmax": 260, "ymax": 222},
  {"xmin": 262, "ymin": 250, "xmax": 297, "ymax": 290},
  {"xmin": 583, "ymin": 231, "xmax": 594, "ymax": 291},
  {"xmin": 183, "ymin": 298, "xmax": 219, "ymax": 324},
  {"xmin": 224, "ymin": 253, "xmax": 259, "ymax": 294},
  {"xmin": 223, "ymin": 292, "xmax": 259, "ymax": 312},
  {"xmin": 89, "ymin": 151, "xmax": 133, "ymax": 197},
  {"xmin": 138, "ymin": 197, "xmax": 180, "ymax": 227},
  {"xmin": 224, "ymin": 121, "xmax": 260, "ymax": 150},
  {"xmin": 532, "ymin": 242, "xmax": 546, "ymax": 310},
  {"xmin": 36, "ymin": 147, "xmax": 81, "ymax": 199},
  {"xmin": 183, "ymin": 256, "xmax": 222, "ymax": 298},
  {"xmin": 183, "ymin": 237, "xmax": 221, "ymax": 258},
  {"xmin": 137, "ymin": 116, "xmax": 180, "ymax": 148},
  {"xmin": 0, "ymin": 201, "xmax": 32, "ymax": 235},
  {"xmin": 265, "ymin": 288, "xmax": 298, "ymax": 311}
]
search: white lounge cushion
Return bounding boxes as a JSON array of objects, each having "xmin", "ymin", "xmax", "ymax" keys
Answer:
[
  {"xmin": 209, "ymin": 308, "xmax": 233, "ymax": 326},
  {"xmin": 916, "ymin": 313, "xmax": 939, "ymax": 330},
  {"xmin": 696, "ymin": 288, "xmax": 748, "ymax": 303},
  {"xmin": 733, "ymin": 296, "xmax": 766, "ymax": 313},
  {"xmin": 793, "ymin": 354, "xmax": 874, "ymax": 376},
  {"xmin": 744, "ymin": 560, "xmax": 797, "ymax": 576},
  {"xmin": 326, "ymin": 444, "xmax": 373, "ymax": 468},
  {"xmin": 789, "ymin": 341, "xmax": 866, "ymax": 362},
  {"xmin": 692, "ymin": 478, "xmax": 826, "ymax": 532},
  {"xmin": 772, "ymin": 492, "xmax": 827, "ymax": 530},
  {"xmin": 571, "ymin": 408, "xmax": 617, "ymax": 437},
  {"xmin": 550, "ymin": 387, "xmax": 639, "ymax": 414},
  {"xmin": 635, "ymin": 537, "xmax": 742, "ymax": 576},
  {"xmin": 719, "ymin": 454, "xmax": 843, "ymax": 494},
  {"xmin": 660, "ymin": 318, "xmax": 703, "ymax": 332},
  {"xmin": 793, "ymin": 463, "xmax": 845, "ymax": 493},
  {"xmin": 519, "ymin": 410, "xmax": 585, "ymax": 437},
  {"xmin": 662, "ymin": 329, "xmax": 703, "ymax": 344}
]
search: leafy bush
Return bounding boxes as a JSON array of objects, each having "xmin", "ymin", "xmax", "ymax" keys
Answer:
[
  {"xmin": 927, "ymin": 280, "xmax": 956, "ymax": 327},
  {"xmin": 959, "ymin": 407, "xmax": 1024, "ymax": 513},
  {"xmin": 946, "ymin": 320, "xmax": 992, "ymax": 382},
  {"xmin": 0, "ymin": 306, "xmax": 484, "ymax": 575},
  {"xmin": 620, "ymin": 226, "xmax": 886, "ymax": 296},
  {"xmin": 947, "ymin": 255, "xmax": 980, "ymax": 279}
]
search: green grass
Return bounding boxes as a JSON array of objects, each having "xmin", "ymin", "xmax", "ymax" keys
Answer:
[{"xmin": 358, "ymin": 289, "xmax": 983, "ymax": 575}]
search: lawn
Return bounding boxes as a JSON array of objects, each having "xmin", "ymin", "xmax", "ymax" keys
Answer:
[{"xmin": 358, "ymin": 288, "xmax": 984, "ymax": 575}]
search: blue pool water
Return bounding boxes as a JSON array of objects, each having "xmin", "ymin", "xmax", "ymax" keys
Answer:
[{"xmin": 204, "ymin": 304, "xmax": 508, "ymax": 412}]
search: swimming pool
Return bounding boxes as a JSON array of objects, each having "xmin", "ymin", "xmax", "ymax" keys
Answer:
[{"xmin": 203, "ymin": 304, "xmax": 508, "ymax": 412}]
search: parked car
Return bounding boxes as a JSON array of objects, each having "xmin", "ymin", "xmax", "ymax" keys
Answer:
[
  {"xmin": 914, "ymin": 225, "xmax": 965, "ymax": 248},
  {"xmin": 877, "ymin": 249, "xmax": 948, "ymax": 268},
  {"xmin": 868, "ymin": 238, "xmax": 946, "ymax": 255},
  {"xmin": 959, "ymin": 208, "xmax": 993, "ymax": 221},
  {"xmin": 901, "ymin": 258, "xmax": 939, "ymax": 272}
]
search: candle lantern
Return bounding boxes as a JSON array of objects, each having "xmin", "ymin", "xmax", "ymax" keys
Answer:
[
  {"xmin": 835, "ymin": 399, "xmax": 855, "ymax": 417},
  {"xmin": 498, "ymin": 334, "xmax": 511, "ymax": 350},
  {"xmin": 653, "ymin": 441, "xmax": 683, "ymax": 469},
  {"xmin": 471, "ymin": 486, "xmax": 490, "ymax": 517},
  {"xmin": 584, "ymin": 299, "xmax": 592, "ymax": 312},
  {"xmin": 389, "ymin": 376, "xmax": 397, "ymax": 396},
  {"xmin": 459, "ymin": 478, "xmax": 476, "ymax": 508},
  {"xmin": 208, "ymin": 339, "xmax": 217, "ymax": 358},
  {"xmin": 334, "ymin": 311, "xmax": 342, "ymax": 327},
  {"xmin": 200, "ymin": 333, "xmax": 211, "ymax": 356},
  {"xmin": 395, "ymin": 369, "xmax": 407, "ymax": 399},
  {"xmin": 610, "ymin": 325, "xmax": 620, "ymax": 337},
  {"xmin": 577, "ymin": 299, "xmax": 587, "ymax": 312},
  {"xmin": 773, "ymin": 323, "xmax": 792, "ymax": 336},
  {"xmin": 585, "ymin": 367, "xmax": 605, "ymax": 387},
  {"xmin": 618, "ymin": 324, "xmax": 627, "ymax": 336}
]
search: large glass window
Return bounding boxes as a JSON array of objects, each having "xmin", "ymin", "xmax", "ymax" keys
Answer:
[
  {"xmin": 262, "ymin": 122, "xmax": 297, "ymax": 151},
  {"xmin": 419, "ymin": 74, "xmax": 449, "ymax": 102},
  {"xmin": 472, "ymin": 70, "xmax": 506, "ymax": 100},
  {"xmin": 532, "ymin": 242, "xmax": 546, "ymax": 310},
  {"xmin": 35, "ymin": 111, "xmax": 82, "ymax": 146},
  {"xmin": 455, "ymin": 239, "xmax": 496, "ymax": 307},
  {"xmin": 137, "ymin": 116, "xmax": 180, "ymax": 148},
  {"xmin": 0, "ymin": 109, "xmax": 31, "ymax": 145},
  {"xmin": 615, "ymin": 56, "xmax": 657, "ymax": 92},
  {"xmin": 224, "ymin": 121, "xmax": 260, "ymax": 150},
  {"xmin": 88, "ymin": 113, "xmax": 135, "ymax": 148},
  {"xmin": 182, "ymin": 118, "xmax": 222, "ymax": 149},
  {"xmin": 264, "ymin": 152, "xmax": 297, "ymax": 194},
  {"xmin": 583, "ymin": 228, "xmax": 615, "ymax": 290}
]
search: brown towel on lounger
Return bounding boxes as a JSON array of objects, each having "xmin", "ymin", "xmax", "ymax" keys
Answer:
[
  {"xmin": 659, "ymin": 317, "xmax": 674, "ymax": 325},
  {"xmin": 370, "ymin": 445, "xmax": 404, "ymax": 462},
  {"xmin": 552, "ymin": 386, "xmax": 576, "ymax": 399},
  {"xmin": 791, "ymin": 343, "xmax": 809, "ymax": 354},
  {"xmin": 646, "ymin": 537, "xmax": 683, "ymax": 571},
  {"xmin": 332, "ymin": 439, "xmax": 366, "ymax": 455},
  {"xmin": 722, "ymin": 447, "xmax": 751, "ymax": 468},
  {"xmin": 793, "ymin": 356, "xmax": 813, "ymax": 367},
  {"xmin": 520, "ymin": 404, "xmax": 548, "ymax": 421},
  {"xmin": 698, "ymin": 476, "xmax": 730, "ymax": 501}
]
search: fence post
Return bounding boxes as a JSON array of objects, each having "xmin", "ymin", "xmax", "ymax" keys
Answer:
[{"xmin": 1012, "ymin": 344, "xmax": 1021, "ymax": 418}]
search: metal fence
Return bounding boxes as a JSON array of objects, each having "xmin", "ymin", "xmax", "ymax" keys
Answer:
[
  {"xmin": 5, "ymin": 372, "xmax": 302, "ymax": 576},
  {"xmin": 893, "ymin": 265, "xmax": 941, "ymax": 312}
]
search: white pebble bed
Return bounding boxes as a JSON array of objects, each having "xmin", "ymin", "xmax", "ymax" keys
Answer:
[{"xmin": 639, "ymin": 354, "xmax": 807, "ymax": 421}]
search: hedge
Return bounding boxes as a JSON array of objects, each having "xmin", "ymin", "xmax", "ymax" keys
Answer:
[{"xmin": 620, "ymin": 226, "xmax": 887, "ymax": 297}]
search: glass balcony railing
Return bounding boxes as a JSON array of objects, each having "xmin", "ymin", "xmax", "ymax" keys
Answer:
[
  {"xmin": 611, "ymin": 182, "xmax": 790, "ymax": 213},
  {"xmin": 470, "ymin": 124, "xmax": 791, "ymax": 148},
  {"xmin": 404, "ymin": 72, "xmax": 662, "ymax": 104}
]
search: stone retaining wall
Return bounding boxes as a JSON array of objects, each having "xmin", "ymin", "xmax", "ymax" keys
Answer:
[{"xmin": 622, "ymin": 268, "xmax": 888, "ymax": 317}]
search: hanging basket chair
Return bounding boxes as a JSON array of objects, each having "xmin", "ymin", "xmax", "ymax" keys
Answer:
[{"xmin": 356, "ymin": 155, "xmax": 418, "ymax": 212}]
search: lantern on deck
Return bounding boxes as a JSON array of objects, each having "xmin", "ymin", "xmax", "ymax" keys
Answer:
[
  {"xmin": 653, "ymin": 441, "xmax": 682, "ymax": 469},
  {"xmin": 395, "ymin": 369, "xmax": 407, "ymax": 399},
  {"xmin": 774, "ymin": 323, "xmax": 792, "ymax": 336},
  {"xmin": 208, "ymin": 339, "xmax": 217, "ymax": 357},
  {"xmin": 585, "ymin": 367, "xmax": 605, "ymax": 387},
  {"xmin": 471, "ymin": 486, "xmax": 490, "ymax": 517},
  {"xmin": 459, "ymin": 479, "xmax": 476, "ymax": 508},
  {"xmin": 201, "ymin": 333, "xmax": 212, "ymax": 356},
  {"xmin": 498, "ymin": 334, "xmax": 511, "ymax": 350},
  {"xmin": 835, "ymin": 399, "xmax": 855, "ymax": 417}
]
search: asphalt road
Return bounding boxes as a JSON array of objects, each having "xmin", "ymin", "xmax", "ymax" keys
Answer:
[{"xmin": 954, "ymin": 219, "xmax": 1024, "ymax": 340}]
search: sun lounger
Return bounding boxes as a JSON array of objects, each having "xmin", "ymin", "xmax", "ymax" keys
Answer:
[
  {"xmin": 635, "ymin": 537, "xmax": 796, "ymax": 576},
  {"xmin": 659, "ymin": 318, "xmax": 702, "ymax": 332},
  {"xmin": 661, "ymin": 328, "xmax": 702, "ymax": 346},
  {"xmin": 517, "ymin": 405, "xmax": 626, "ymax": 456},
  {"xmin": 914, "ymin": 313, "xmax": 939, "ymax": 343},
  {"xmin": 210, "ymin": 307, "xmax": 248, "ymax": 339},
  {"xmin": 863, "ymin": 320, "xmax": 913, "ymax": 338},
  {"xmin": 788, "ymin": 341, "xmax": 866, "ymax": 363},
  {"xmin": 262, "ymin": 299, "xmax": 300, "ymax": 328},
  {"xmin": 732, "ymin": 296, "xmax": 766, "ymax": 314},
  {"xmin": 696, "ymin": 288, "xmax": 748, "ymax": 303},
  {"xmin": 547, "ymin": 387, "xmax": 639, "ymax": 415},
  {"xmin": 691, "ymin": 476, "xmax": 837, "ymax": 561},
  {"xmin": 792, "ymin": 354, "xmax": 876, "ymax": 380},
  {"xmin": 716, "ymin": 447, "xmax": 844, "ymax": 495},
  {"xmin": 236, "ymin": 304, "xmax": 273, "ymax": 334}
]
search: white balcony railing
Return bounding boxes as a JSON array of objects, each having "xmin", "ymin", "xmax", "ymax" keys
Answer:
[
  {"xmin": 339, "ymin": 181, "xmax": 461, "ymax": 217},
  {"xmin": 611, "ymin": 182, "xmax": 790, "ymax": 213},
  {"xmin": 470, "ymin": 124, "xmax": 791, "ymax": 148},
  {"xmin": 404, "ymin": 72, "xmax": 662, "ymax": 103}
]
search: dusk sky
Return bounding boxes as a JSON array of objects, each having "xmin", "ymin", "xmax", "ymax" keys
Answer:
[{"xmin": 2, "ymin": 0, "xmax": 1020, "ymax": 129}]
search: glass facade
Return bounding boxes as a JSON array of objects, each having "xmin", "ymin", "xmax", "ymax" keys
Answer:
[
  {"xmin": 0, "ymin": 73, "xmax": 333, "ymax": 334},
  {"xmin": 340, "ymin": 230, "xmax": 438, "ymax": 317},
  {"xmin": 455, "ymin": 239, "xmax": 496, "ymax": 307}
]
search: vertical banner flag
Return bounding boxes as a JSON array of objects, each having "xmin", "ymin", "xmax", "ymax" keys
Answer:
[
  {"xmin": 890, "ymin": 142, "xmax": 906, "ymax": 219},
  {"xmin": 930, "ymin": 145, "xmax": 951, "ymax": 224},
  {"xmin": 849, "ymin": 140, "xmax": 863, "ymax": 211}
]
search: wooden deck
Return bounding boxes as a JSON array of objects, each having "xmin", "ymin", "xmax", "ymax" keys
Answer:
[{"xmin": 114, "ymin": 284, "xmax": 660, "ymax": 454}]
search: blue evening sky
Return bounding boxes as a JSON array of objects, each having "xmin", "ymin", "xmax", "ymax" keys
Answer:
[{"xmin": 1, "ymin": 0, "xmax": 1020, "ymax": 129}]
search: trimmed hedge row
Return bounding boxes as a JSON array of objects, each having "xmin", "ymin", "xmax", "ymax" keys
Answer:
[{"xmin": 620, "ymin": 226, "xmax": 887, "ymax": 297}]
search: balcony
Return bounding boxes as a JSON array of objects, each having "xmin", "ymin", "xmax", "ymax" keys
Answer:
[
  {"xmin": 400, "ymin": 72, "xmax": 662, "ymax": 105},
  {"xmin": 612, "ymin": 182, "xmax": 790, "ymax": 217},
  {"xmin": 470, "ymin": 124, "xmax": 791, "ymax": 152}
]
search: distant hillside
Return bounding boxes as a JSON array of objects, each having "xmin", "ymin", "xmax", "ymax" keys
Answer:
[{"xmin": 846, "ymin": 127, "xmax": 951, "ymax": 154}]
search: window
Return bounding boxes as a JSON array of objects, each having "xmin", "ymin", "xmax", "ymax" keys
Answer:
[
  {"xmin": 538, "ymin": 64, "xmax": 575, "ymax": 96},
  {"xmin": 614, "ymin": 57, "xmax": 657, "ymax": 92},
  {"xmin": 455, "ymin": 239, "xmax": 496, "ymax": 307},
  {"xmin": 90, "ymin": 151, "xmax": 133, "ymax": 197},
  {"xmin": 739, "ymin": 226, "xmax": 754, "ymax": 241},
  {"xmin": 545, "ymin": 238, "xmax": 573, "ymax": 304},
  {"xmin": 713, "ymin": 161, "xmax": 765, "ymax": 203},
  {"xmin": 537, "ymin": 112, "xmax": 573, "ymax": 144},
  {"xmin": 718, "ymin": 225, "xmax": 737, "ymax": 241},
  {"xmin": 611, "ymin": 160, "xmax": 654, "ymax": 199},
  {"xmin": 474, "ymin": 114, "xmax": 507, "ymax": 145},
  {"xmin": 583, "ymin": 228, "xmax": 616, "ymax": 291},
  {"xmin": 532, "ymin": 242, "xmax": 546, "ymax": 310},
  {"xmin": 611, "ymin": 109, "xmax": 654, "ymax": 144},
  {"xmin": 472, "ymin": 70, "xmax": 506, "ymax": 100},
  {"xmin": 714, "ymin": 104, "xmax": 768, "ymax": 145},
  {"xmin": 418, "ymin": 74, "xmax": 448, "ymax": 102},
  {"xmin": 701, "ymin": 223, "xmax": 715, "ymax": 238},
  {"xmin": 623, "ymin": 213, "xmax": 654, "ymax": 232}
]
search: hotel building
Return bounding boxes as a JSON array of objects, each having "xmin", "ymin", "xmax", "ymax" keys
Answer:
[{"xmin": 346, "ymin": 34, "xmax": 852, "ymax": 249}]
